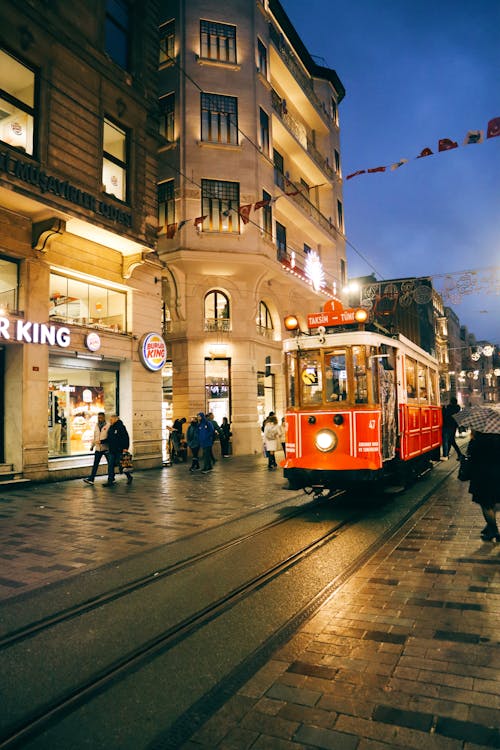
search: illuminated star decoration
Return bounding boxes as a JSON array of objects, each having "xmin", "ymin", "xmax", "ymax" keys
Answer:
[{"xmin": 304, "ymin": 251, "xmax": 325, "ymax": 292}]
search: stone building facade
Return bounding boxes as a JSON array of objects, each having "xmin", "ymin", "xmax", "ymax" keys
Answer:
[
  {"xmin": 157, "ymin": 0, "xmax": 347, "ymax": 454},
  {"xmin": 0, "ymin": 1, "xmax": 163, "ymax": 481}
]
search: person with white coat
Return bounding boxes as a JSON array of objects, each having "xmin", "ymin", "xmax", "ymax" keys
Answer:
[{"xmin": 263, "ymin": 415, "xmax": 280, "ymax": 470}]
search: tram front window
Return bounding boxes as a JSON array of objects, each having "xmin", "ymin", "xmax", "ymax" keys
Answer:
[
  {"xmin": 325, "ymin": 350, "xmax": 347, "ymax": 402},
  {"xmin": 352, "ymin": 346, "xmax": 369, "ymax": 403},
  {"xmin": 299, "ymin": 351, "xmax": 323, "ymax": 406}
]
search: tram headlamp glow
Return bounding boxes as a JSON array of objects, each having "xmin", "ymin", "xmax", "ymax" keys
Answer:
[
  {"xmin": 315, "ymin": 429, "xmax": 337, "ymax": 453},
  {"xmin": 354, "ymin": 308, "xmax": 368, "ymax": 323}
]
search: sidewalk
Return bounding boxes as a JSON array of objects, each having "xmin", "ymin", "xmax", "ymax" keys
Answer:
[
  {"xmin": 184, "ymin": 464, "xmax": 500, "ymax": 750},
  {"xmin": 0, "ymin": 454, "xmax": 301, "ymax": 602}
]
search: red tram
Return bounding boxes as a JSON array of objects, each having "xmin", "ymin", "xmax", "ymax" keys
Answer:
[{"xmin": 282, "ymin": 301, "xmax": 442, "ymax": 493}]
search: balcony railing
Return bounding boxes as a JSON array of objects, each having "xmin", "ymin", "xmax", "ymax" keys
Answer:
[
  {"xmin": 274, "ymin": 173, "xmax": 338, "ymax": 238},
  {"xmin": 271, "ymin": 88, "xmax": 335, "ymax": 180},
  {"xmin": 269, "ymin": 23, "xmax": 329, "ymax": 125},
  {"xmin": 256, "ymin": 324, "xmax": 275, "ymax": 339},
  {"xmin": 204, "ymin": 318, "xmax": 231, "ymax": 333}
]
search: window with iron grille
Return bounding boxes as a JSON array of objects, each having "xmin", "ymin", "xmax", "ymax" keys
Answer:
[
  {"xmin": 158, "ymin": 180, "xmax": 175, "ymax": 230},
  {"xmin": 200, "ymin": 20, "xmax": 236, "ymax": 63},
  {"xmin": 160, "ymin": 93, "xmax": 175, "ymax": 142},
  {"xmin": 259, "ymin": 108, "xmax": 269, "ymax": 155},
  {"xmin": 275, "ymin": 221, "xmax": 287, "ymax": 260},
  {"xmin": 201, "ymin": 179, "xmax": 239, "ymax": 233},
  {"xmin": 257, "ymin": 301, "xmax": 273, "ymax": 330},
  {"xmin": 105, "ymin": 0, "xmax": 130, "ymax": 70},
  {"xmin": 204, "ymin": 290, "xmax": 230, "ymax": 331},
  {"xmin": 159, "ymin": 19, "xmax": 175, "ymax": 64},
  {"xmin": 0, "ymin": 49, "xmax": 36, "ymax": 156},
  {"xmin": 201, "ymin": 93, "xmax": 238, "ymax": 144},
  {"xmin": 257, "ymin": 39, "xmax": 267, "ymax": 77}
]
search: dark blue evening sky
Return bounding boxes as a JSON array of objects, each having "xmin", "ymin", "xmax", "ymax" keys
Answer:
[{"xmin": 283, "ymin": 0, "xmax": 500, "ymax": 343}]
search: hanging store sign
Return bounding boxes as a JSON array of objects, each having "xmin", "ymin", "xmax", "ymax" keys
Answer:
[
  {"xmin": 85, "ymin": 332, "xmax": 101, "ymax": 352},
  {"xmin": 139, "ymin": 332, "xmax": 167, "ymax": 372},
  {"xmin": 0, "ymin": 317, "xmax": 70, "ymax": 347}
]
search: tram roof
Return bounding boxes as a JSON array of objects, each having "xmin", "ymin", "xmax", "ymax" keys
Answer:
[{"xmin": 283, "ymin": 329, "xmax": 439, "ymax": 367}]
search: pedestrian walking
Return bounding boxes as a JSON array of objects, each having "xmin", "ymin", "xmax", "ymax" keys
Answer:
[
  {"xmin": 104, "ymin": 414, "xmax": 133, "ymax": 485},
  {"xmin": 441, "ymin": 397, "xmax": 462, "ymax": 460},
  {"xmin": 170, "ymin": 417, "xmax": 187, "ymax": 463},
  {"xmin": 219, "ymin": 416, "xmax": 232, "ymax": 457},
  {"xmin": 280, "ymin": 416, "xmax": 287, "ymax": 456},
  {"xmin": 186, "ymin": 416, "xmax": 201, "ymax": 471},
  {"xmin": 263, "ymin": 414, "xmax": 279, "ymax": 470},
  {"xmin": 467, "ymin": 430, "xmax": 500, "ymax": 541},
  {"xmin": 198, "ymin": 412, "xmax": 216, "ymax": 474},
  {"xmin": 83, "ymin": 412, "xmax": 109, "ymax": 484},
  {"xmin": 207, "ymin": 412, "xmax": 220, "ymax": 463}
]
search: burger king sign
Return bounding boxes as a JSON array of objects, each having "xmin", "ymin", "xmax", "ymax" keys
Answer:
[{"xmin": 139, "ymin": 332, "xmax": 167, "ymax": 372}]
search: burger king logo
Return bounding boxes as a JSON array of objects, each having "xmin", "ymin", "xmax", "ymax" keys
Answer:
[{"xmin": 139, "ymin": 332, "xmax": 167, "ymax": 372}]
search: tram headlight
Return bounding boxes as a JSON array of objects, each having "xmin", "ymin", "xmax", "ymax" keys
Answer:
[{"xmin": 315, "ymin": 429, "xmax": 337, "ymax": 453}]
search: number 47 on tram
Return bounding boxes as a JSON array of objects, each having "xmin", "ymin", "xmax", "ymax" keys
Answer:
[{"xmin": 282, "ymin": 302, "xmax": 442, "ymax": 494}]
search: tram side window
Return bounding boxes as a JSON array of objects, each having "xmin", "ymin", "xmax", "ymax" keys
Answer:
[
  {"xmin": 405, "ymin": 357, "xmax": 417, "ymax": 400},
  {"xmin": 352, "ymin": 346, "xmax": 368, "ymax": 403},
  {"xmin": 417, "ymin": 363, "xmax": 428, "ymax": 402},
  {"xmin": 428, "ymin": 369, "xmax": 438, "ymax": 405},
  {"xmin": 325, "ymin": 350, "xmax": 347, "ymax": 402},
  {"xmin": 285, "ymin": 352, "xmax": 296, "ymax": 407},
  {"xmin": 299, "ymin": 351, "xmax": 323, "ymax": 406}
]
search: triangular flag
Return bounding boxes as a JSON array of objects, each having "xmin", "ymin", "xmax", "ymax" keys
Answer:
[
  {"xmin": 367, "ymin": 166, "xmax": 386, "ymax": 174},
  {"xmin": 194, "ymin": 215, "xmax": 207, "ymax": 227},
  {"xmin": 285, "ymin": 188, "xmax": 301, "ymax": 196},
  {"xmin": 438, "ymin": 138, "xmax": 458, "ymax": 152},
  {"xmin": 254, "ymin": 199, "xmax": 270, "ymax": 211},
  {"xmin": 238, "ymin": 204, "xmax": 252, "ymax": 224},
  {"xmin": 390, "ymin": 159, "xmax": 408, "ymax": 171},
  {"xmin": 178, "ymin": 219, "xmax": 189, "ymax": 231},
  {"xmin": 166, "ymin": 223, "xmax": 177, "ymax": 239},
  {"xmin": 486, "ymin": 117, "xmax": 500, "ymax": 139},
  {"xmin": 417, "ymin": 147, "xmax": 433, "ymax": 158},
  {"xmin": 346, "ymin": 170, "xmax": 366, "ymax": 180},
  {"xmin": 463, "ymin": 130, "xmax": 483, "ymax": 145}
]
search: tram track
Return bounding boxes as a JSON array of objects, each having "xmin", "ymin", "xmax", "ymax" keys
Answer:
[{"xmin": 0, "ymin": 471, "xmax": 451, "ymax": 750}]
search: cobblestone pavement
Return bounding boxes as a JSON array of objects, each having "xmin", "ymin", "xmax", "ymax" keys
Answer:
[
  {"xmin": 0, "ymin": 453, "xmax": 297, "ymax": 601},
  {"xmin": 182, "ymin": 461, "xmax": 500, "ymax": 750}
]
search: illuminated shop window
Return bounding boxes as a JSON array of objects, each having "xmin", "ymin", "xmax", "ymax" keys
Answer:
[
  {"xmin": 205, "ymin": 357, "xmax": 231, "ymax": 423},
  {"xmin": 102, "ymin": 117, "xmax": 128, "ymax": 201},
  {"xmin": 201, "ymin": 93, "xmax": 238, "ymax": 144},
  {"xmin": 204, "ymin": 290, "xmax": 230, "ymax": 332},
  {"xmin": 201, "ymin": 179, "xmax": 239, "ymax": 233},
  {"xmin": 160, "ymin": 93, "xmax": 175, "ymax": 142},
  {"xmin": 200, "ymin": 20, "xmax": 236, "ymax": 63},
  {"xmin": 48, "ymin": 365, "xmax": 117, "ymax": 457},
  {"xmin": 105, "ymin": 0, "xmax": 130, "ymax": 69},
  {"xmin": 49, "ymin": 273, "xmax": 127, "ymax": 333},
  {"xmin": 0, "ymin": 49, "xmax": 36, "ymax": 155},
  {"xmin": 0, "ymin": 256, "xmax": 19, "ymax": 312},
  {"xmin": 159, "ymin": 19, "xmax": 175, "ymax": 64}
]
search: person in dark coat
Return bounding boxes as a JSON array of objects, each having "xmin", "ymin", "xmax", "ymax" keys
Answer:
[
  {"xmin": 198, "ymin": 412, "xmax": 215, "ymax": 474},
  {"xmin": 104, "ymin": 414, "xmax": 132, "ymax": 485},
  {"xmin": 441, "ymin": 397, "xmax": 462, "ymax": 460},
  {"xmin": 468, "ymin": 430, "xmax": 500, "ymax": 541},
  {"xmin": 186, "ymin": 416, "xmax": 201, "ymax": 472},
  {"xmin": 219, "ymin": 417, "xmax": 232, "ymax": 457}
]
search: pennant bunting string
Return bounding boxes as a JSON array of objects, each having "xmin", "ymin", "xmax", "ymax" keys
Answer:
[{"xmin": 345, "ymin": 116, "xmax": 499, "ymax": 181}]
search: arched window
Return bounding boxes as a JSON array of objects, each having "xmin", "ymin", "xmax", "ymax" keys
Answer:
[
  {"xmin": 204, "ymin": 290, "xmax": 230, "ymax": 331},
  {"xmin": 256, "ymin": 301, "xmax": 274, "ymax": 338}
]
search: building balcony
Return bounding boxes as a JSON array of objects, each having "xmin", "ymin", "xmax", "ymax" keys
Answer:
[
  {"xmin": 204, "ymin": 318, "xmax": 231, "ymax": 333},
  {"xmin": 271, "ymin": 89, "xmax": 335, "ymax": 180},
  {"xmin": 268, "ymin": 23, "xmax": 330, "ymax": 127},
  {"xmin": 274, "ymin": 173, "xmax": 338, "ymax": 240}
]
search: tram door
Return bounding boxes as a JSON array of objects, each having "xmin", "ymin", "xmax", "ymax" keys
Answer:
[{"xmin": 378, "ymin": 346, "xmax": 397, "ymax": 460}]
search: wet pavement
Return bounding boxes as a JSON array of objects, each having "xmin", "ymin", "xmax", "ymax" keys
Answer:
[{"xmin": 2, "ymin": 435, "xmax": 499, "ymax": 749}]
